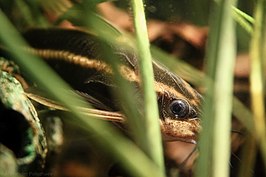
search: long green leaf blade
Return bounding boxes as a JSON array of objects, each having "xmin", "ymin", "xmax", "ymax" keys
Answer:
[
  {"xmin": 130, "ymin": 0, "xmax": 165, "ymax": 173},
  {"xmin": 249, "ymin": 0, "xmax": 266, "ymax": 167},
  {"xmin": 195, "ymin": 0, "xmax": 236, "ymax": 177}
]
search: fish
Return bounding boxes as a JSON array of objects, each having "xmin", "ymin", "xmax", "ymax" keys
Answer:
[{"xmin": 22, "ymin": 28, "xmax": 202, "ymax": 144}]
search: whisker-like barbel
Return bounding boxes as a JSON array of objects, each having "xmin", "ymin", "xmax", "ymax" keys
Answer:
[{"xmin": 25, "ymin": 92, "xmax": 125, "ymax": 123}]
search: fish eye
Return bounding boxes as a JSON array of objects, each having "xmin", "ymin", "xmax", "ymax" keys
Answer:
[{"xmin": 169, "ymin": 99, "xmax": 190, "ymax": 119}]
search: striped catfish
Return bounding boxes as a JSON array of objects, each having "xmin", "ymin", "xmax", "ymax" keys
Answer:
[{"xmin": 22, "ymin": 28, "xmax": 202, "ymax": 144}]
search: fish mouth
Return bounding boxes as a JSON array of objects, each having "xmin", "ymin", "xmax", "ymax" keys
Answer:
[
  {"xmin": 162, "ymin": 134, "xmax": 197, "ymax": 144},
  {"xmin": 160, "ymin": 118, "xmax": 200, "ymax": 144}
]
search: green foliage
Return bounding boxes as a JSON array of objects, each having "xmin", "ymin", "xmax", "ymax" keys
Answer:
[{"xmin": 0, "ymin": 0, "xmax": 265, "ymax": 177}]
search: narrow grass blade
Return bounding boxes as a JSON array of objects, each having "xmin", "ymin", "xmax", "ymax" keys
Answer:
[
  {"xmin": 232, "ymin": 6, "xmax": 254, "ymax": 34},
  {"xmin": 232, "ymin": 6, "xmax": 254, "ymax": 24},
  {"xmin": 130, "ymin": 0, "xmax": 165, "ymax": 172},
  {"xmin": 212, "ymin": 0, "xmax": 236, "ymax": 176},
  {"xmin": 249, "ymin": 0, "xmax": 266, "ymax": 167},
  {"xmin": 195, "ymin": 1, "xmax": 236, "ymax": 177}
]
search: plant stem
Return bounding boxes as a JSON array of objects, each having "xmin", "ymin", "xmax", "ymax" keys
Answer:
[
  {"xmin": 130, "ymin": 0, "xmax": 165, "ymax": 174},
  {"xmin": 195, "ymin": 0, "xmax": 236, "ymax": 177},
  {"xmin": 249, "ymin": 0, "xmax": 266, "ymax": 167}
]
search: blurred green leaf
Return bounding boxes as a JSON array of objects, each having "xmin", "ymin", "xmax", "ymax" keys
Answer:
[
  {"xmin": 249, "ymin": 0, "xmax": 266, "ymax": 167},
  {"xmin": 130, "ymin": 0, "xmax": 164, "ymax": 173},
  {"xmin": 232, "ymin": 6, "xmax": 254, "ymax": 34},
  {"xmin": 195, "ymin": 0, "xmax": 236, "ymax": 177}
]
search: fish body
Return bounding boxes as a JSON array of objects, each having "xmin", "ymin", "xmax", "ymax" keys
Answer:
[{"xmin": 14, "ymin": 28, "xmax": 201, "ymax": 143}]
